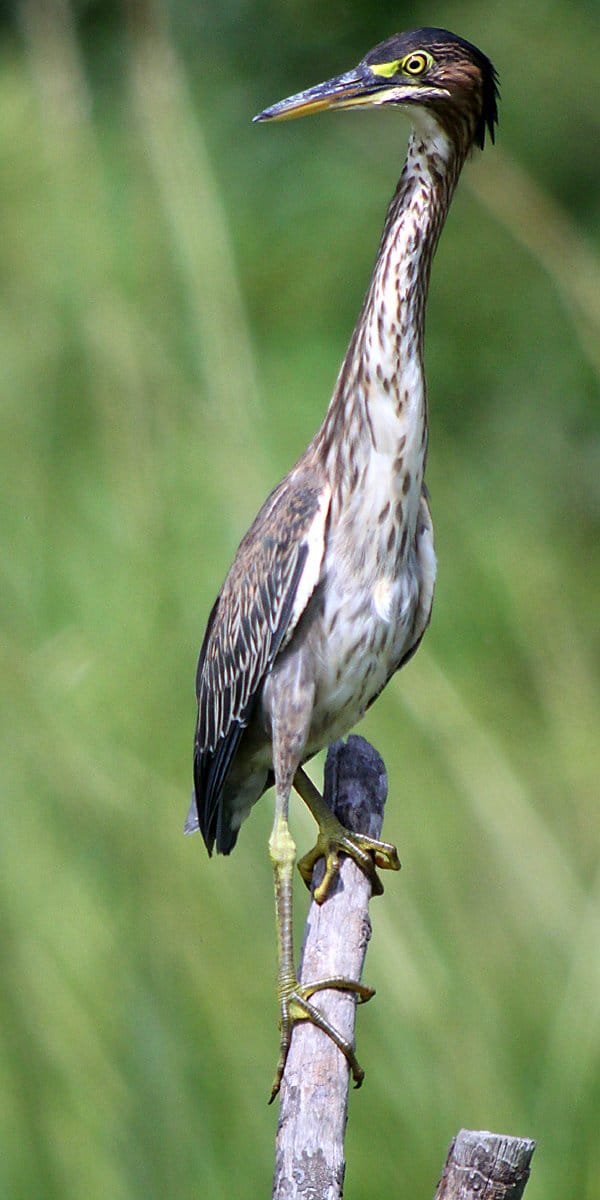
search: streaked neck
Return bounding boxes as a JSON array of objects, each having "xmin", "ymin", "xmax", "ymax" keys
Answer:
[{"xmin": 315, "ymin": 120, "xmax": 464, "ymax": 491}]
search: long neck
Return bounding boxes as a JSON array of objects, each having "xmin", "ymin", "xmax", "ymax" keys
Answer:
[{"xmin": 314, "ymin": 123, "xmax": 465, "ymax": 499}]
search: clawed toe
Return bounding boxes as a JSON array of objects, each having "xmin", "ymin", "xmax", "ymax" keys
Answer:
[
  {"xmin": 297, "ymin": 823, "xmax": 400, "ymax": 904},
  {"xmin": 269, "ymin": 975, "xmax": 375, "ymax": 1103}
]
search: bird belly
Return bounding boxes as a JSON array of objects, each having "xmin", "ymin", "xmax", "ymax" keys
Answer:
[
  {"xmin": 304, "ymin": 560, "xmax": 420, "ymax": 753},
  {"xmin": 237, "ymin": 491, "xmax": 434, "ymax": 814}
]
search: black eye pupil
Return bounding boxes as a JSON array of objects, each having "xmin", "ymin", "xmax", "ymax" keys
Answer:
[{"xmin": 408, "ymin": 57, "xmax": 423, "ymax": 72}]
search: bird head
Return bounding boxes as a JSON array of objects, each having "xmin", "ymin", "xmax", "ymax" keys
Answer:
[{"xmin": 254, "ymin": 28, "xmax": 499, "ymax": 152}]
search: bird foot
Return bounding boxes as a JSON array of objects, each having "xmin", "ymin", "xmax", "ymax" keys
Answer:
[
  {"xmin": 297, "ymin": 820, "xmax": 401, "ymax": 903},
  {"xmin": 269, "ymin": 974, "xmax": 375, "ymax": 1103}
]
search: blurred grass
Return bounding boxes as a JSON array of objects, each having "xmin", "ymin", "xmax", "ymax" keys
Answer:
[{"xmin": 0, "ymin": 1, "xmax": 598, "ymax": 1197}]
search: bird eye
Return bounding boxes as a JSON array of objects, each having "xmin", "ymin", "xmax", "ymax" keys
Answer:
[
  {"xmin": 369, "ymin": 49, "xmax": 434, "ymax": 80},
  {"xmin": 400, "ymin": 51, "xmax": 432, "ymax": 76}
]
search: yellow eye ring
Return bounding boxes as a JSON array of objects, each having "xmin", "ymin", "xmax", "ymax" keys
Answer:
[{"xmin": 400, "ymin": 51, "xmax": 432, "ymax": 76}]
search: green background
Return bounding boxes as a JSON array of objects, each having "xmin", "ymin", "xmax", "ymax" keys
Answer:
[{"xmin": 1, "ymin": 1, "xmax": 599, "ymax": 1196}]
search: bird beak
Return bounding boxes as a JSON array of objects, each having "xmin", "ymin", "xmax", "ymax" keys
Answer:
[{"xmin": 253, "ymin": 68, "xmax": 381, "ymax": 123}]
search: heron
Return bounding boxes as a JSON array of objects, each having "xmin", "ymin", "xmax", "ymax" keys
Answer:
[{"xmin": 187, "ymin": 27, "xmax": 499, "ymax": 1100}]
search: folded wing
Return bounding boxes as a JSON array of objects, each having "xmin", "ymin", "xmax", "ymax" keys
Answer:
[{"xmin": 193, "ymin": 474, "xmax": 331, "ymax": 853}]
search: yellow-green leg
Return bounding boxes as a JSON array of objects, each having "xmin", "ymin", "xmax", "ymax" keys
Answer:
[
  {"xmin": 294, "ymin": 766, "xmax": 401, "ymax": 903},
  {"xmin": 268, "ymin": 794, "xmax": 374, "ymax": 1103}
]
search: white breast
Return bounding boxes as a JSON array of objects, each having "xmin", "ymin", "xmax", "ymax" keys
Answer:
[{"xmin": 305, "ymin": 540, "xmax": 421, "ymax": 752}]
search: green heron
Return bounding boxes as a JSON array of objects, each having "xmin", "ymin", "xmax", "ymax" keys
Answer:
[{"xmin": 187, "ymin": 28, "xmax": 499, "ymax": 1099}]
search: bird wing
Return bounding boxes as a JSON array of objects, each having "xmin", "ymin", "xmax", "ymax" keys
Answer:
[{"xmin": 193, "ymin": 472, "xmax": 331, "ymax": 853}]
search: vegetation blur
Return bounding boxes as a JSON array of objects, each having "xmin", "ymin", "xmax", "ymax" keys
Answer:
[{"xmin": 1, "ymin": 0, "xmax": 598, "ymax": 1195}]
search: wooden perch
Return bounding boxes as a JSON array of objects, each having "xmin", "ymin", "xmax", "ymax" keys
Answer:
[
  {"xmin": 270, "ymin": 740, "xmax": 537, "ymax": 1200},
  {"xmin": 272, "ymin": 735, "xmax": 389, "ymax": 1200},
  {"xmin": 433, "ymin": 1129, "xmax": 536, "ymax": 1199}
]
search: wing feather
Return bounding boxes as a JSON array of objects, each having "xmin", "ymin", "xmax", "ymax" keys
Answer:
[{"xmin": 193, "ymin": 474, "xmax": 330, "ymax": 854}]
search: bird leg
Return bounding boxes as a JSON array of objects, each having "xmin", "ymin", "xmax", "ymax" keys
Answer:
[
  {"xmin": 294, "ymin": 765, "xmax": 400, "ymax": 903},
  {"xmin": 268, "ymin": 716, "xmax": 374, "ymax": 1102},
  {"xmin": 268, "ymin": 800, "xmax": 374, "ymax": 1102}
]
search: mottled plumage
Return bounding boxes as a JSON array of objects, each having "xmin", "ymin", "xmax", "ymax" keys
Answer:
[
  {"xmin": 187, "ymin": 28, "xmax": 499, "ymax": 1098},
  {"xmin": 193, "ymin": 473, "xmax": 329, "ymax": 852}
]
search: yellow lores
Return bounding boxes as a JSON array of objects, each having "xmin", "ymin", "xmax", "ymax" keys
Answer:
[{"xmin": 370, "ymin": 51, "xmax": 434, "ymax": 78}]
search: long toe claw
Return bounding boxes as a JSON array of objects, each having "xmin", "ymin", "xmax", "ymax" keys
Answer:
[
  {"xmin": 293, "ymin": 768, "xmax": 400, "ymax": 903},
  {"xmin": 297, "ymin": 822, "xmax": 401, "ymax": 904},
  {"xmin": 269, "ymin": 976, "xmax": 375, "ymax": 1103}
]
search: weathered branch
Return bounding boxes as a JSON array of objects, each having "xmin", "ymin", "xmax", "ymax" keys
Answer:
[
  {"xmin": 433, "ymin": 1129, "xmax": 536, "ymax": 1200},
  {"xmin": 272, "ymin": 735, "xmax": 389, "ymax": 1200},
  {"xmin": 270, "ymin": 742, "xmax": 537, "ymax": 1200}
]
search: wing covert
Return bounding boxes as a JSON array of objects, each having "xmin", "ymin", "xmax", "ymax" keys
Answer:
[{"xmin": 193, "ymin": 474, "xmax": 330, "ymax": 853}]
